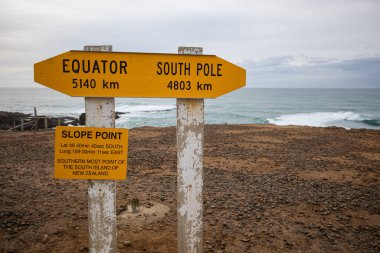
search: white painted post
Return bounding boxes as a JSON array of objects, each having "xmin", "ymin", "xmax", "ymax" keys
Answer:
[
  {"xmin": 177, "ymin": 46, "xmax": 204, "ymax": 253},
  {"xmin": 84, "ymin": 45, "xmax": 117, "ymax": 253},
  {"xmin": 34, "ymin": 107, "xmax": 38, "ymax": 131}
]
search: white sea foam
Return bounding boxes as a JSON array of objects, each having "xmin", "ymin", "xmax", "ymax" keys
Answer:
[
  {"xmin": 2, "ymin": 88, "xmax": 379, "ymax": 130},
  {"xmin": 116, "ymin": 104, "xmax": 176, "ymax": 114},
  {"xmin": 115, "ymin": 103, "xmax": 176, "ymax": 128},
  {"xmin": 267, "ymin": 111, "xmax": 368, "ymax": 128}
]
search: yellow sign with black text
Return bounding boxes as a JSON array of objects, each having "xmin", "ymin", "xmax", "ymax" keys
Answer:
[
  {"xmin": 54, "ymin": 126, "xmax": 128, "ymax": 180},
  {"xmin": 34, "ymin": 51, "xmax": 246, "ymax": 98}
]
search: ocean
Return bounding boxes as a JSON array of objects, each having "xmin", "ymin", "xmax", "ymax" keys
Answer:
[{"xmin": 0, "ymin": 88, "xmax": 379, "ymax": 130}]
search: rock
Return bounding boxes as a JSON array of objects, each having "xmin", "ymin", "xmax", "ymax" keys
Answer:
[
  {"xmin": 128, "ymin": 198, "xmax": 140, "ymax": 213},
  {"xmin": 79, "ymin": 113, "xmax": 86, "ymax": 125},
  {"xmin": 285, "ymin": 240, "xmax": 293, "ymax": 247},
  {"xmin": 0, "ymin": 111, "xmax": 30, "ymax": 130},
  {"xmin": 241, "ymin": 237, "xmax": 250, "ymax": 242},
  {"xmin": 0, "ymin": 110, "xmax": 82, "ymax": 130},
  {"xmin": 42, "ymin": 234, "xmax": 48, "ymax": 243}
]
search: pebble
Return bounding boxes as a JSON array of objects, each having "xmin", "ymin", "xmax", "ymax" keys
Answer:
[
  {"xmin": 241, "ymin": 237, "xmax": 250, "ymax": 242},
  {"xmin": 42, "ymin": 234, "xmax": 48, "ymax": 243},
  {"xmin": 285, "ymin": 240, "xmax": 293, "ymax": 247}
]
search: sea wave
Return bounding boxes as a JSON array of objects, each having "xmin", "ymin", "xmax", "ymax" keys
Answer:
[
  {"xmin": 116, "ymin": 104, "xmax": 176, "ymax": 114},
  {"xmin": 362, "ymin": 119, "xmax": 380, "ymax": 127},
  {"xmin": 267, "ymin": 111, "xmax": 380, "ymax": 129},
  {"xmin": 115, "ymin": 103, "xmax": 176, "ymax": 128}
]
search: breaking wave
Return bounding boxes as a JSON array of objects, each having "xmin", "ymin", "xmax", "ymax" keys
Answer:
[
  {"xmin": 116, "ymin": 104, "xmax": 176, "ymax": 114},
  {"xmin": 267, "ymin": 111, "xmax": 380, "ymax": 129},
  {"xmin": 115, "ymin": 103, "xmax": 176, "ymax": 128}
]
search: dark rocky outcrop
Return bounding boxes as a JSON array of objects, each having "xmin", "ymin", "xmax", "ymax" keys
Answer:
[
  {"xmin": 0, "ymin": 111, "xmax": 80, "ymax": 130},
  {"xmin": 1, "ymin": 111, "xmax": 127, "ymax": 130},
  {"xmin": 79, "ymin": 112, "xmax": 126, "ymax": 126},
  {"xmin": 0, "ymin": 111, "xmax": 31, "ymax": 130}
]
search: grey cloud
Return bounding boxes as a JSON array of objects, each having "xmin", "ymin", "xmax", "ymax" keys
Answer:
[
  {"xmin": 244, "ymin": 55, "xmax": 380, "ymax": 88},
  {"xmin": 0, "ymin": 0, "xmax": 379, "ymax": 87}
]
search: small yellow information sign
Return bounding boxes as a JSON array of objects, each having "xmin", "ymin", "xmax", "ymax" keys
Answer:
[{"xmin": 54, "ymin": 126, "xmax": 128, "ymax": 180}]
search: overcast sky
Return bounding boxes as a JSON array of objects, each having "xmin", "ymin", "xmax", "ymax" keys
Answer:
[{"xmin": 1, "ymin": 0, "xmax": 379, "ymax": 88}]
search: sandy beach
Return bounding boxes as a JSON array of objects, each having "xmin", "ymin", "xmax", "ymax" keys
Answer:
[{"xmin": 0, "ymin": 124, "xmax": 379, "ymax": 253}]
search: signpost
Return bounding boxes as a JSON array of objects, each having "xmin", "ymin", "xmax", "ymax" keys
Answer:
[
  {"xmin": 177, "ymin": 47, "xmax": 204, "ymax": 253},
  {"xmin": 34, "ymin": 50, "xmax": 245, "ymax": 98},
  {"xmin": 34, "ymin": 45, "xmax": 246, "ymax": 253},
  {"xmin": 83, "ymin": 45, "xmax": 118, "ymax": 253}
]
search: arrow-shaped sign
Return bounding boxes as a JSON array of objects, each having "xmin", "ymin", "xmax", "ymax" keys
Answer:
[{"xmin": 34, "ymin": 51, "xmax": 246, "ymax": 98}]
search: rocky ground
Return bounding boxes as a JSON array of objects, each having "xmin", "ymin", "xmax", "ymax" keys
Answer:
[{"xmin": 0, "ymin": 124, "xmax": 379, "ymax": 253}]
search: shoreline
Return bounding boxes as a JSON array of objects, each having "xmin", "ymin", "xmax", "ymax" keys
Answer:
[
  {"xmin": 1, "ymin": 109, "xmax": 379, "ymax": 132},
  {"xmin": 1, "ymin": 88, "xmax": 379, "ymax": 130}
]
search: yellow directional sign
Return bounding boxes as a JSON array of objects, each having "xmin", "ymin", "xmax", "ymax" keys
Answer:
[
  {"xmin": 34, "ymin": 51, "xmax": 246, "ymax": 98},
  {"xmin": 54, "ymin": 126, "xmax": 128, "ymax": 180}
]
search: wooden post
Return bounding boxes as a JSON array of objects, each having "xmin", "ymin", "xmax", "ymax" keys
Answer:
[
  {"xmin": 177, "ymin": 46, "xmax": 204, "ymax": 253},
  {"xmin": 33, "ymin": 108, "xmax": 38, "ymax": 131},
  {"xmin": 44, "ymin": 116, "xmax": 48, "ymax": 130},
  {"xmin": 85, "ymin": 45, "xmax": 117, "ymax": 253},
  {"xmin": 21, "ymin": 118, "xmax": 24, "ymax": 131}
]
